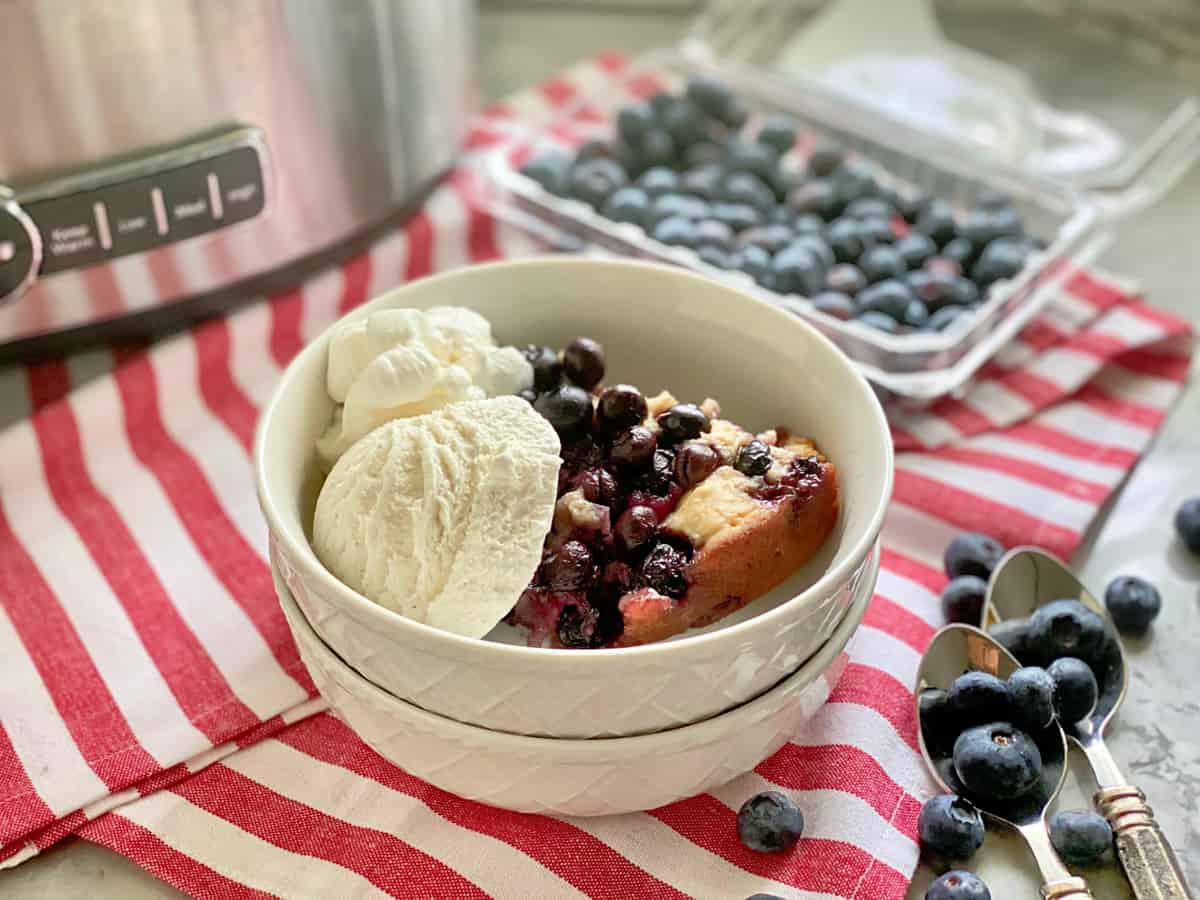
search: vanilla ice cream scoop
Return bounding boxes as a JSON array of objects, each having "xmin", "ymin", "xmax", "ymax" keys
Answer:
[
  {"xmin": 316, "ymin": 306, "xmax": 533, "ymax": 466},
  {"xmin": 312, "ymin": 396, "xmax": 561, "ymax": 639}
]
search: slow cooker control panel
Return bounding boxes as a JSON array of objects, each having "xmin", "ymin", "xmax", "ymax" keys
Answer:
[{"xmin": 0, "ymin": 127, "xmax": 268, "ymax": 305}]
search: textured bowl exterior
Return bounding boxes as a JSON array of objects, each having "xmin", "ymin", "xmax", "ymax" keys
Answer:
[
  {"xmin": 273, "ymin": 535, "xmax": 877, "ymax": 737},
  {"xmin": 276, "ymin": 557, "xmax": 870, "ymax": 817}
]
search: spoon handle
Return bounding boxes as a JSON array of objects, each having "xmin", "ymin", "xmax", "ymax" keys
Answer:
[
  {"xmin": 1096, "ymin": 786, "xmax": 1194, "ymax": 900},
  {"xmin": 1017, "ymin": 822, "xmax": 1095, "ymax": 898}
]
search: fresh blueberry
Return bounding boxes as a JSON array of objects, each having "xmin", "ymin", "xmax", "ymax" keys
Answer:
[
  {"xmin": 789, "ymin": 234, "xmax": 836, "ymax": 270},
  {"xmin": 858, "ymin": 279, "xmax": 916, "ymax": 320},
  {"xmin": 788, "ymin": 179, "xmax": 840, "ymax": 219},
  {"xmin": 734, "ymin": 439, "xmax": 774, "ymax": 477},
  {"xmin": 952, "ymin": 277, "xmax": 981, "ymax": 306},
  {"xmin": 694, "ymin": 218, "xmax": 735, "ymax": 251},
  {"xmin": 613, "ymin": 141, "xmax": 643, "ymax": 178},
  {"xmin": 738, "ymin": 244, "xmax": 772, "ymax": 283},
  {"xmin": 534, "ymin": 384, "xmax": 593, "ymax": 433},
  {"xmin": 575, "ymin": 467, "xmax": 618, "ymax": 505},
  {"xmin": 896, "ymin": 233, "xmax": 939, "ymax": 269},
  {"xmin": 710, "ymin": 202, "xmax": 762, "ymax": 232},
  {"xmin": 1174, "ymin": 497, "xmax": 1200, "ymax": 553},
  {"xmin": 767, "ymin": 165, "xmax": 800, "ymax": 201},
  {"xmin": 833, "ymin": 162, "xmax": 879, "ymax": 207},
  {"xmin": 825, "ymin": 217, "xmax": 865, "ymax": 263},
  {"xmin": 858, "ymin": 215, "xmax": 898, "ymax": 246},
  {"xmin": 596, "ymin": 384, "xmax": 648, "ymax": 432},
  {"xmin": 662, "ymin": 99, "xmax": 710, "ymax": 150},
  {"xmin": 989, "ymin": 619, "xmax": 1032, "ymax": 663},
  {"xmin": 793, "ymin": 212, "xmax": 826, "ymax": 235},
  {"xmin": 520, "ymin": 151, "xmax": 572, "ymax": 194},
  {"xmin": 610, "ymin": 425, "xmax": 657, "ymax": 469},
  {"xmin": 719, "ymin": 97, "xmax": 750, "ymax": 130},
  {"xmin": 567, "ymin": 157, "xmax": 629, "ymax": 208},
  {"xmin": 826, "ymin": 263, "xmax": 867, "ymax": 296},
  {"xmin": 685, "ymin": 76, "xmax": 732, "ymax": 117},
  {"xmin": 1027, "ymin": 599, "xmax": 1107, "ymax": 665},
  {"xmin": 926, "ymin": 870, "xmax": 991, "ymax": 900},
  {"xmin": 653, "ymin": 215, "xmax": 698, "ymax": 247},
  {"xmin": 947, "ymin": 671, "xmax": 1011, "ymax": 727},
  {"xmin": 845, "ymin": 197, "xmax": 895, "ymax": 220},
  {"xmin": 640, "ymin": 447, "xmax": 676, "ymax": 495},
  {"xmin": 1104, "ymin": 575, "xmax": 1162, "ymax": 634},
  {"xmin": 918, "ymin": 794, "xmax": 985, "ymax": 860},
  {"xmin": 615, "ymin": 504, "xmax": 658, "ymax": 553},
  {"xmin": 616, "ymin": 102, "xmax": 655, "ymax": 144},
  {"xmin": 916, "ymin": 199, "xmax": 958, "ymax": 245},
  {"xmin": 657, "ymin": 403, "xmax": 711, "ymax": 444},
  {"xmin": 1007, "ymin": 667, "xmax": 1057, "ymax": 731},
  {"xmin": 771, "ymin": 246, "xmax": 824, "ymax": 296},
  {"xmin": 542, "ymin": 540, "xmax": 595, "ymax": 590},
  {"xmin": 807, "ymin": 141, "xmax": 846, "ymax": 177},
  {"xmin": 724, "ymin": 138, "xmax": 779, "ymax": 181},
  {"xmin": 944, "ymin": 532, "xmax": 1005, "ymax": 580},
  {"xmin": 971, "ymin": 238, "xmax": 1027, "ymax": 285},
  {"xmin": 674, "ymin": 441, "xmax": 721, "ymax": 488},
  {"xmin": 961, "ymin": 209, "xmax": 1023, "ymax": 247},
  {"xmin": 738, "ymin": 224, "xmax": 794, "ymax": 254},
  {"xmin": 902, "ymin": 298, "xmax": 931, "ymax": 328},
  {"xmin": 860, "ymin": 245, "xmax": 907, "ymax": 284},
  {"xmin": 757, "ymin": 115, "xmax": 799, "ymax": 155},
  {"xmin": 639, "ymin": 128, "xmax": 677, "ymax": 170},
  {"xmin": 1048, "ymin": 657, "xmax": 1098, "ymax": 723},
  {"xmin": 925, "ymin": 255, "xmax": 964, "ymax": 278},
  {"xmin": 926, "ymin": 306, "xmax": 967, "ymax": 332},
  {"xmin": 648, "ymin": 193, "xmax": 709, "ymax": 227},
  {"xmin": 919, "ymin": 687, "xmax": 957, "ymax": 756},
  {"xmin": 720, "ymin": 172, "xmax": 775, "ymax": 211},
  {"xmin": 555, "ymin": 601, "xmax": 602, "ymax": 649},
  {"xmin": 602, "ymin": 186, "xmax": 651, "ymax": 225},
  {"xmin": 683, "ymin": 141, "xmax": 724, "ymax": 168},
  {"xmin": 907, "ymin": 270, "xmax": 960, "ymax": 310},
  {"xmin": 953, "ymin": 722, "xmax": 1043, "ymax": 800},
  {"xmin": 696, "ymin": 245, "xmax": 734, "ymax": 269},
  {"xmin": 637, "ymin": 166, "xmax": 680, "ymax": 198},
  {"xmin": 941, "ymin": 237, "xmax": 977, "ymax": 266},
  {"xmin": 680, "ymin": 164, "xmax": 724, "ymax": 201},
  {"xmin": 1049, "ymin": 810, "xmax": 1113, "ymax": 867},
  {"xmin": 574, "ymin": 139, "xmax": 615, "ymax": 163},
  {"xmin": 640, "ymin": 541, "xmax": 690, "ymax": 598},
  {"xmin": 941, "ymin": 575, "xmax": 988, "ymax": 624},
  {"xmin": 812, "ymin": 291, "xmax": 856, "ymax": 320},
  {"xmin": 736, "ymin": 791, "xmax": 805, "ymax": 853},
  {"xmin": 856, "ymin": 310, "xmax": 900, "ymax": 333},
  {"xmin": 523, "ymin": 345, "xmax": 562, "ymax": 391},
  {"xmin": 562, "ymin": 337, "xmax": 606, "ymax": 391},
  {"xmin": 897, "ymin": 190, "xmax": 930, "ymax": 223},
  {"xmin": 976, "ymin": 188, "xmax": 1012, "ymax": 210}
]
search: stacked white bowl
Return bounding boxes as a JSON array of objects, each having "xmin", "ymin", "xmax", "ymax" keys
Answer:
[{"xmin": 255, "ymin": 258, "xmax": 893, "ymax": 815}]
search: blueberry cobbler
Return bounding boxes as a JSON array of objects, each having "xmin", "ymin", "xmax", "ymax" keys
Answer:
[{"xmin": 511, "ymin": 336, "xmax": 839, "ymax": 648}]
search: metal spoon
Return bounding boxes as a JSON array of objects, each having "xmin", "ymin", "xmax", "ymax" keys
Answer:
[
  {"xmin": 916, "ymin": 623, "xmax": 1092, "ymax": 899},
  {"xmin": 985, "ymin": 547, "xmax": 1194, "ymax": 900}
]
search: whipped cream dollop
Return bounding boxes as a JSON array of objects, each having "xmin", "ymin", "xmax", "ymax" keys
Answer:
[
  {"xmin": 313, "ymin": 396, "xmax": 561, "ymax": 638},
  {"xmin": 316, "ymin": 306, "xmax": 533, "ymax": 466}
]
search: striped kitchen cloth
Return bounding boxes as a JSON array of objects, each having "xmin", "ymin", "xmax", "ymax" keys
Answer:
[{"xmin": 0, "ymin": 54, "xmax": 1193, "ymax": 899}]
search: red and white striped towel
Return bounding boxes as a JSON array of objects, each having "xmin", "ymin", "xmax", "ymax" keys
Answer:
[{"xmin": 0, "ymin": 55, "xmax": 1192, "ymax": 899}]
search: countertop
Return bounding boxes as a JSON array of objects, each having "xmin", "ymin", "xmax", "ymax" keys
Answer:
[{"xmin": 2, "ymin": 4, "xmax": 1197, "ymax": 898}]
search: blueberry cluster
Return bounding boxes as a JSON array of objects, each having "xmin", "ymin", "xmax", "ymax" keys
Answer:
[{"xmin": 519, "ymin": 77, "xmax": 1041, "ymax": 336}]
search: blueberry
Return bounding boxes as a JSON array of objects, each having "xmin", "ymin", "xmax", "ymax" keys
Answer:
[
  {"xmin": 694, "ymin": 218, "xmax": 735, "ymax": 251},
  {"xmin": 523, "ymin": 345, "xmax": 562, "ymax": 391},
  {"xmin": 788, "ymin": 179, "xmax": 840, "ymax": 219},
  {"xmin": 900, "ymin": 298, "xmax": 929, "ymax": 328},
  {"xmin": 927, "ymin": 305, "xmax": 967, "ymax": 332},
  {"xmin": 845, "ymin": 197, "xmax": 895, "ymax": 220},
  {"xmin": 971, "ymin": 238, "xmax": 1028, "ymax": 285},
  {"xmin": 941, "ymin": 237, "xmax": 977, "ymax": 266},
  {"xmin": 1104, "ymin": 575, "xmax": 1161, "ymax": 634},
  {"xmin": 597, "ymin": 385, "xmax": 648, "ymax": 432},
  {"xmin": 718, "ymin": 97, "xmax": 749, "ymax": 130},
  {"xmin": 616, "ymin": 102, "xmax": 655, "ymax": 144},
  {"xmin": 1049, "ymin": 810, "xmax": 1113, "ymax": 867},
  {"xmin": 641, "ymin": 448, "xmax": 676, "ymax": 495},
  {"xmin": 647, "ymin": 92, "xmax": 675, "ymax": 115},
  {"xmin": 685, "ymin": 75, "xmax": 733, "ymax": 118},
  {"xmin": 757, "ymin": 115, "xmax": 798, "ymax": 155},
  {"xmin": 825, "ymin": 217, "xmax": 866, "ymax": 262},
  {"xmin": 860, "ymin": 245, "xmax": 907, "ymax": 285},
  {"xmin": 941, "ymin": 575, "xmax": 988, "ymax": 624},
  {"xmin": 952, "ymin": 277, "xmax": 981, "ymax": 307},
  {"xmin": 926, "ymin": 255, "xmax": 964, "ymax": 278},
  {"xmin": 738, "ymin": 244, "xmax": 772, "ymax": 283},
  {"xmin": 567, "ymin": 158, "xmax": 629, "ymax": 208},
  {"xmin": 575, "ymin": 467, "xmax": 617, "ymax": 505},
  {"xmin": 792, "ymin": 212, "xmax": 826, "ymax": 235},
  {"xmin": 738, "ymin": 224, "xmax": 794, "ymax": 254},
  {"xmin": 746, "ymin": 895, "xmax": 787, "ymax": 900},
  {"xmin": 812, "ymin": 291, "xmax": 856, "ymax": 320},
  {"xmin": 736, "ymin": 791, "xmax": 804, "ymax": 853},
  {"xmin": 1007, "ymin": 666, "xmax": 1057, "ymax": 731},
  {"xmin": 640, "ymin": 541, "xmax": 690, "ymax": 598},
  {"xmin": 653, "ymin": 215, "xmax": 698, "ymax": 247},
  {"xmin": 534, "ymin": 384, "xmax": 592, "ymax": 433},
  {"xmin": 696, "ymin": 245, "xmax": 734, "ymax": 269},
  {"xmin": 674, "ymin": 441, "xmax": 721, "ymax": 488},
  {"xmin": 556, "ymin": 601, "xmax": 602, "ymax": 649},
  {"xmin": 826, "ymin": 263, "xmax": 867, "ymax": 296},
  {"xmin": 636, "ymin": 166, "xmax": 680, "ymax": 198},
  {"xmin": 680, "ymin": 164, "xmax": 724, "ymax": 201},
  {"xmin": 766, "ymin": 165, "xmax": 800, "ymax": 201},
  {"xmin": 898, "ymin": 190, "xmax": 930, "ymax": 223},
  {"xmin": 896, "ymin": 233, "xmax": 939, "ymax": 269},
  {"xmin": 1047, "ymin": 657, "xmax": 1098, "ymax": 723},
  {"xmin": 657, "ymin": 403, "xmax": 711, "ymax": 444},
  {"xmin": 916, "ymin": 199, "xmax": 958, "ymax": 245},
  {"xmin": 562, "ymin": 337, "xmax": 605, "ymax": 390},
  {"xmin": 961, "ymin": 209, "xmax": 1023, "ymax": 247},
  {"xmin": 953, "ymin": 722, "xmax": 1043, "ymax": 800},
  {"xmin": 648, "ymin": 193, "xmax": 709, "ymax": 227},
  {"xmin": 918, "ymin": 794, "xmax": 985, "ymax": 860},
  {"xmin": 858, "ymin": 279, "xmax": 916, "ymax": 320},
  {"xmin": 944, "ymin": 532, "xmax": 1005, "ymax": 580},
  {"xmin": 615, "ymin": 505, "xmax": 658, "ymax": 553},
  {"xmin": 734, "ymin": 439, "xmax": 774, "ymax": 477},
  {"xmin": 1027, "ymin": 599, "xmax": 1107, "ymax": 665},
  {"xmin": 710, "ymin": 202, "xmax": 761, "ymax": 232},
  {"xmin": 602, "ymin": 186, "xmax": 651, "ymax": 225},
  {"xmin": 989, "ymin": 619, "xmax": 1032, "ymax": 663},
  {"xmin": 948, "ymin": 671, "xmax": 1011, "ymax": 727},
  {"xmin": 613, "ymin": 141, "xmax": 643, "ymax": 178},
  {"xmin": 833, "ymin": 162, "xmax": 879, "ymax": 207},
  {"xmin": 639, "ymin": 127, "xmax": 677, "ymax": 170},
  {"xmin": 789, "ymin": 234, "xmax": 836, "ymax": 271},
  {"xmin": 858, "ymin": 215, "xmax": 898, "ymax": 246},
  {"xmin": 683, "ymin": 141, "xmax": 724, "ymax": 168},
  {"xmin": 724, "ymin": 138, "xmax": 779, "ymax": 181},
  {"xmin": 918, "ymin": 687, "xmax": 957, "ymax": 756},
  {"xmin": 1175, "ymin": 497, "xmax": 1200, "ymax": 553},
  {"xmin": 807, "ymin": 141, "xmax": 845, "ymax": 177},
  {"xmin": 574, "ymin": 139, "xmax": 614, "ymax": 162},
  {"xmin": 771, "ymin": 246, "xmax": 824, "ymax": 296},
  {"xmin": 662, "ymin": 99, "xmax": 710, "ymax": 149},
  {"xmin": 857, "ymin": 310, "xmax": 900, "ymax": 333},
  {"xmin": 926, "ymin": 870, "xmax": 991, "ymax": 900},
  {"xmin": 720, "ymin": 172, "xmax": 775, "ymax": 211},
  {"xmin": 542, "ymin": 540, "xmax": 595, "ymax": 590},
  {"xmin": 610, "ymin": 425, "xmax": 657, "ymax": 469},
  {"xmin": 520, "ymin": 151, "xmax": 571, "ymax": 194},
  {"xmin": 907, "ymin": 270, "xmax": 960, "ymax": 310},
  {"xmin": 976, "ymin": 188, "xmax": 1012, "ymax": 210}
]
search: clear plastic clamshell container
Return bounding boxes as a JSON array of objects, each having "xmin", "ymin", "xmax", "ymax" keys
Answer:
[{"xmin": 483, "ymin": 4, "xmax": 1200, "ymax": 402}]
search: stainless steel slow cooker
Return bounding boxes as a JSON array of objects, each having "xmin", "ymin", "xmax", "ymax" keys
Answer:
[{"xmin": 0, "ymin": 0, "xmax": 475, "ymax": 354}]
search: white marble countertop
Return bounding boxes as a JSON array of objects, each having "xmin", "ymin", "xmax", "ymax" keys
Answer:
[{"xmin": 2, "ymin": 4, "xmax": 1197, "ymax": 898}]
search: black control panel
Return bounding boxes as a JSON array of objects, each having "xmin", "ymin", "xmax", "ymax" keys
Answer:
[{"xmin": 23, "ymin": 143, "xmax": 266, "ymax": 276}]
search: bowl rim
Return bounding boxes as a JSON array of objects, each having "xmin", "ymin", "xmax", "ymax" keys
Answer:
[
  {"xmin": 275, "ymin": 543, "xmax": 875, "ymax": 754},
  {"xmin": 254, "ymin": 256, "xmax": 893, "ymax": 666}
]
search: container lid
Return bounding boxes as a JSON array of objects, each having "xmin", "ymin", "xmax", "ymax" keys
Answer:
[{"xmin": 684, "ymin": 0, "xmax": 1200, "ymax": 219}]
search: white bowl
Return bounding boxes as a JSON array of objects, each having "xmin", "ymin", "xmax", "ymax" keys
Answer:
[
  {"xmin": 257, "ymin": 258, "xmax": 892, "ymax": 738},
  {"xmin": 275, "ymin": 544, "xmax": 875, "ymax": 816}
]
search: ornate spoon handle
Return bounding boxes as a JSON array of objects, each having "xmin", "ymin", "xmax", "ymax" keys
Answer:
[{"xmin": 1096, "ymin": 786, "xmax": 1194, "ymax": 900}]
